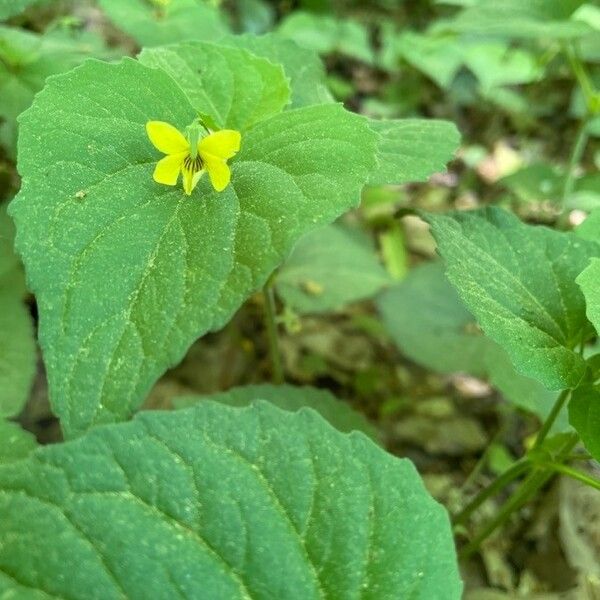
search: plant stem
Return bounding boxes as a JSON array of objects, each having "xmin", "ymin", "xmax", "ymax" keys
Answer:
[
  {"xmin": 459, "ymin": 469, "xmax": 548, "ymax": 560},
  {"xmin": 460, "ymin": 434, "xmax": 579, "ymax": 558},
  {"xmin": 532, "ymin": 389, "xmax": 570, "ymax": 450},
  {"xmin": 565, "ymin": 44, "xmax": 597, "ymax": 114},
  {"xmin": 453, "ymin": 458, "xmax": 531, "ymax": 526},
  {"xmin": 561, "ymin": 117, "xmax": 590, "ymax": 207},
  {"xmin": 546, "ymin": 462, "xmax": 600, "ymax": 491},
  {"xmin": 262, "ymin": 281, "xmax": 284, "ymax": 384}
]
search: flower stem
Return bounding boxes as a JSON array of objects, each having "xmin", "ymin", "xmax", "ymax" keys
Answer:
[
  {"xmin": 561, "ymin": 117, "xmax": 590, "ymax": 207},
  {"xmin": 453, "ymin": 458, "xmax": 531, "ymax": 527},
  {"xmin": 262, "ymin": 280, "xmax": 284, "ymax": 384},
  {"xmin": 546, "ymin": 462, "xmax": 600, "ymax": 491},
  {"xmin": 459, "ymin": 434, "xmax": 578, "ymax": 558},
  {"xmin": 532, "ymin": 389, "xmax": 570, "ymax": 450},
  {"xmin": 459, "ymin": 469, "xmax": 548, "ymax": 559}
]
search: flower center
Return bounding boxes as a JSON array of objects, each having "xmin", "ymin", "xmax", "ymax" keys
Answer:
[{"xmin": 183, "ymin": 154, "xmax": 203, "ymax": 174}]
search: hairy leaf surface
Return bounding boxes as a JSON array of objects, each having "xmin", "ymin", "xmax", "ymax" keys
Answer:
[
  {"xmin": 0, "ymin": 401, "xmax": 462, "ymax": 599},
  {"xmin": 11, "ymin": 56, "xmax": 378, "ymax": 436},
  {"xmin": 426, "ymin": 208, "xmax": 598, "ymax": 389}
]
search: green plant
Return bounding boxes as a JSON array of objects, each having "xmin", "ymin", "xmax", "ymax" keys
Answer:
[{"xmin": 1, "ymin": 0, "xmax": 600, "ymax": 596}]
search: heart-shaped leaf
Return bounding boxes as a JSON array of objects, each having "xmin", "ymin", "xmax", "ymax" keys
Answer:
[
  {"xmin": 0, "ymin": 401, "xmax": 462, "ymax": 598},
  {"xmin": 10, "ymin": 52, "xmax": 378, "ymax": 436}
]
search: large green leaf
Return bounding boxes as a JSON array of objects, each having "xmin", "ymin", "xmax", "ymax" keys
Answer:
[
  {"xmin": 368, "ymin": 119, "xmax": 460, "ymax": 186},
  {"xmin": 0, "ymin": 401, "xmax": 462, "ymax": 599},
  {"xmin": 275, "ymin": 224, "xmax": 391, "ymax": 314},
  {"xmin": 173, "ymin": 383, "xmax": 380, "ymax": 440},
  {"xmin": 218, "ymin": 33, "xmax": 333, "ymax": 109},
  {"xmin": 377, "ymin": 261, "xmax": 559, "ymax": 422},
  {"xmin": 0, "ymin": 25, "xmax": 114, "ymax": 156},
  {"xmin": 434, "ymin": 0, "xmax": 592, "ymax": 39},
  {"xmin": 97, "ymin": 0, "xmax": 228, "ymax": 47},
  {"xmin": 10, "ymin": 54, "xmax": 378, "ymax": 436},
  {"xmin": 569, "ymin": 385, "xmax": 600, "ymax": 461},
  {"xmin": 426, "ymin": 208, "xmax": 599, "ymax": 390},
  {"xmin": 138, "ymin": 42, "xmax": 290, "ymax": 130}
]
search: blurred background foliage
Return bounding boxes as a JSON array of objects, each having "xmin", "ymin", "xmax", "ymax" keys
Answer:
[{"xmin": 1, "ymin": 0, "xmax": 599, "ymax": 597}]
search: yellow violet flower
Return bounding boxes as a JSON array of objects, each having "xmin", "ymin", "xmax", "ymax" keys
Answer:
[{"xmin": 146, "ymin": 120, "xmax": 241, "ymax": 195}]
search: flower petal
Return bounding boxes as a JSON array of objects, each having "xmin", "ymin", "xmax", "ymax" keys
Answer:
[
  {"xmin": 199, "ymin": 129, "xmax": 241, "ymax": 161},
  {"xmin": 203, "ymin": 154, "xmax": 231, "ymax": 192},
  {"xmin": 153, "ymin": 152, "xmax": 186, "ymax": 186},
  {"xmin": 183, "ymin": 168, "xmax": 205, "ymax": 196},
  {"xmin": 146, "ymin": 121, "xmax": 189, "ymax": 155}
]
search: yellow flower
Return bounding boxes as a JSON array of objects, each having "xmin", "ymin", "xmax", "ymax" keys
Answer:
[{"xmin": 146, "ymin": 120, "xmax": 241, "ymax": 195}]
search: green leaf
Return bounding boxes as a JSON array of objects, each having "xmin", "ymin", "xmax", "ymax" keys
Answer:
[
  {"xmin": 0, "ymin": 401, "xmax": 462, "ymax": 599},
  {"xmin": 0, "ymin": 25, "xmax": 114, "ymax": 156},
  {"xmin": 576, "ymin": 208, "xmax": 600, "ymax": 242},
  {"xmin": 0, "ymin": 202, "xmax": 24, "ymax": 293},
  {"xmin": 377, "ymin": 261, "xmax": 559, "ymax": 422},
  {"xmin": 97, "ymin": 0, "xmax": 229, "ymax": 47},
  {"xmin": 218, "ymin": 33, "xmax": 333, "ymax": 109},
  {"xmin": 426, "ymin": 208, "xmax": 599, "ymax": 390},
  {"xmin": 138, "ymin": 42, "xmax": 291, "ymax": 131},
  {"xmin": 576, "ymin": 258, "xmax": 600, "ymax": 335},
  {"xmin": 368, "ymin": 118, "xmax": 460, "ymax": 186},
  {"xmin": 0, "ymin": 290, "xmax": 35, "ymax": 418},
  {"xmin": 460, "ymin": 43, "xmax": 543, "ymax": 93},
  {"xmin": 277, "ymin": 11, "xmax": 374, "ymax": 64},
  {"xmin": 11, "ymin": 55, "xmax": 378, "ymax": 437},
  {"xmin": 434, "ymin": 0, "xmax": 592, "ymax": 39},
  {"xmin": 0, "ymin": 204, "xmax": 35, "ymax": 419},
  {"xmin": 173, "ymin": 383, "xmax": 380, "ymax": 441},
  {"xmin": 377, "ymin": 261, "xmax": 492, "ymax": 377},
  {"xmin": 0, "ymin": 420, "xmax": 36, "ymax": 464},
  {"xmin": 482, "ymin": 344, "xmax": 563, "ymax": 427},
  {"xmin": 275, "ymin": 224, "xmax": 390, "ymax": 314},
  {"xmin": 569, "ymin": 384, "xmax": 600, "ymax": 461},
  {"xmin": 386, "ymin": 31, "xmax": 464, "ymax": 88}
]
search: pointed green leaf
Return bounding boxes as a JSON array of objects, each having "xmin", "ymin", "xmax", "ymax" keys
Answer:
[
  {"xmin": 10, "ymin": 56, "xmax": 377, "ymax": 436},
  {"xmin": 425, "ymin": 208, "xmax": 599, "ymax": 390},
  {"xmin": 368, "ymin": 119, "xmax": 460, "ymax": 186},
  {"xmin": 173, "ymin": 383, "xmax": 380, "ymax": 441},
  {"xmin": 569, "ymin": 384, "xmax": 600, "ymax": 461},
  {"xmin": 98, "ymin": 0, "xmax": 228, "ymax": 47},
  {"xmin": 0, "ymin": 401, "xmax": 461, "ymax": 599},
  {"xmin": 378, "ymin": 261, "xmax": 559, "ymax": 422},
  {"xmin": 138, "ymin": 42, "xmax": 291, "ymax": 131},
  {"xmin": 276, "ymin": 224, "xmax": 391, "ymax": 314},
  {"xmin": 218, "ymin": 33, "xmax": 333, "ymax": 109}
]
